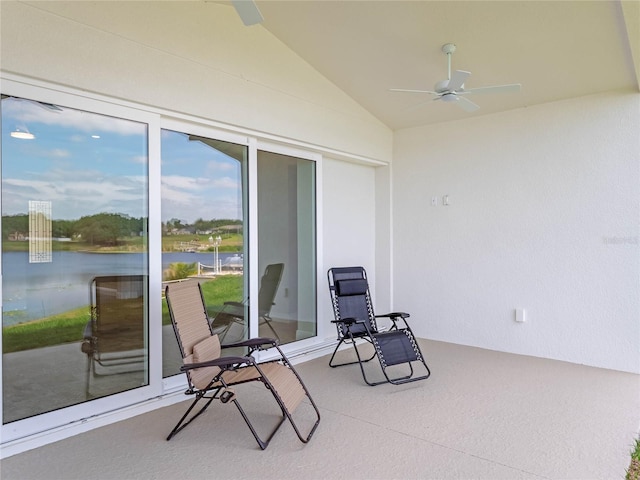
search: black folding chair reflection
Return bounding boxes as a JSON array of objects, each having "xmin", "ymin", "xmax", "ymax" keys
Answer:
[{"xmin": 213, "ymin": 263, "xmax": 284, "ymax": 343}]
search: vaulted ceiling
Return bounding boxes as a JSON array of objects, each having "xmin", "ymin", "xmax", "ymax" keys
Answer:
[{"xmin": 251, "ymin": 0, "xmax": 639, "ymax": 130}]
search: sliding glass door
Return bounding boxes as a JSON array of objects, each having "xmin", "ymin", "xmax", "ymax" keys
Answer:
[
  {"xmin": 160, "ymin": 127, "xmax": 248, "ymax": 377},
  {"xmin": 1, "ymin": 95, "xmax": 150, "ymax": 426},
  {"xmin": 0, "ymin": 85, "xmax": 319, "ymax": 448},
  {"xmin": 257, "ymin": 150, "xmax": 316, "ymax": 344}
]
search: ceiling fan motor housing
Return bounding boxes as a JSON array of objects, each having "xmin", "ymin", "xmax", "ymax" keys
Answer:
[{"xmin": 435, "ymin": 79, "xmax": 455, "ymax": 93}]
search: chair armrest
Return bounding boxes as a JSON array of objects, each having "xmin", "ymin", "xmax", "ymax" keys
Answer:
[
  {"xmin": 222, "ymin": 337, "xmax": 278, "ymax": 349},
  {"xmin": 181, "ymin": 355, "xmax": 253, "ymax": 371},
  {"xmin": 376, "ymin": 312, "xmax": 410, "ymax": 320},
  {"xmin": 331, "ymin": 317, "xmax": 365, "ymax": 325}
]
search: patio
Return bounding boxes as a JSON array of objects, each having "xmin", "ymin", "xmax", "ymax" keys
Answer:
[{"xmin": 2, "ymin": 339, "xmax": 638, "ymax": 479}]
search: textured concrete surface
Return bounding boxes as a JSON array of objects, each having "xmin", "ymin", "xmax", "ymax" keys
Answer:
[{"xmin": 2, "ymin": 339, "xmax": 639, "ymax": 479}]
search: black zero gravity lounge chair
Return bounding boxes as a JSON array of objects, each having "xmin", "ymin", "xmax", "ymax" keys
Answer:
[
  {"xmin": 165, "ymin": 280, "xmax": 320, "ymax": 449},
  {"xmin": 327, "ymin": 266, "xmax": 431, "ymax": 386}
]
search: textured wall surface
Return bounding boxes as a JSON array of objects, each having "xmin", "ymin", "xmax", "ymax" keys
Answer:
[{"xmin": 393, "ymin": 90, "xmax": 640, "ymax": 373}]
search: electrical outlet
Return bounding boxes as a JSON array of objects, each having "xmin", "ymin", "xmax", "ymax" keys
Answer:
[{"xmin": 431, "ymin": 196, "xmax": 438, "ymax": 206}]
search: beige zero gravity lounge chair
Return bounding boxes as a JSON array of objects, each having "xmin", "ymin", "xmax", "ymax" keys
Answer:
[{"xmin": 165, "ymin": 280, "xmax": 320, "ymax": 449}]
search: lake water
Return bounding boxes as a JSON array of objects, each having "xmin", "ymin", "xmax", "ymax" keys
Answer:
[{"xmin": 2, "ymin": 251, "xmax": 242, "ymax": 325}]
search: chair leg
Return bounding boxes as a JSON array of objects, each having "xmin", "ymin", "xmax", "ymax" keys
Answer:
[
  {"xmin": 232, "ymin": 397, "xmax": 287, "ymax": 450},
  {"xmin": 329, "ymin": 338, "xmax": 376, "ymax": 368},
  {"xmin": 383, "ymin": 359, "xmax": 431, "ymax": 385},
  {"xmin": 85, "ymin": 356, "xmax": 92, "ymax": 398},
  {"xmin": 259, "ymin": 315, "xmax": 280, "ymax": 342},
  {"xmin": 166, "ymin": 391, "xmax": 218, "ymax": 441}
]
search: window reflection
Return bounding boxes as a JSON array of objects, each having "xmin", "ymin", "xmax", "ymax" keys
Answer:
[
  {"xmin": 1, "ymin": 96, "xmax": 149, "ymax": 423},
  {"xmin": 160, "ymin": 130, "xmax": 248, "ymax": 377},
  {"xmin": 257, "ymin": 151, "xmax": 316, "ymax": 344}
]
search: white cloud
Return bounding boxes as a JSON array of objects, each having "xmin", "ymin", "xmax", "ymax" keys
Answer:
[{"xmin": 2, "ymin": 174, "xmax": 148, "ymax": 219}]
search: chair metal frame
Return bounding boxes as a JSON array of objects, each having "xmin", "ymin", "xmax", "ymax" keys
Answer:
[
  {"xmin": 327, "ymin": 266, "xmax": 431, "ymax": 386},
  {"xmin": 165, "ymin": 280, "xmax": 320, "ymax": 449}
]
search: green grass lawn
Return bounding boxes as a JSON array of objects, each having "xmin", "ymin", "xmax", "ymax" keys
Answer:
[
  {"xmin": 3, "ymin": 233, "xmax": 243, "ymax": 253},
  {"xmin": 2, "ymin": 275, "xmax": 243, "ymax": 354},
  {"xmin": 628, "ymin": 437, "xmax": 640, "ymax": 480}
]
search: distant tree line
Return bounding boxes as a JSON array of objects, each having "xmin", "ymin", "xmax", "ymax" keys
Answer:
[
  {"xmin": 2, "ymin": 213, "xmax": 242, "ymax": 246},
  {"xmin": 2, "ymin": 213, "xmax": 144, "ymax": 246},
  {"xmin": 164, "ymin": 217, "xmax": 242, "ymax": 234}
]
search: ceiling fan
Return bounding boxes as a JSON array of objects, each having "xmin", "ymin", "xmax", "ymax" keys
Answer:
[
  {"xmin": 390, "ymin": 43, "xmax": 521, "ymax": 112},
  {"xmin": 231, "ymin": 0, "xmax": 263, "ymax": 26}
]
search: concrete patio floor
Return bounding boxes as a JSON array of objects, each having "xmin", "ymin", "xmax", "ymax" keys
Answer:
[{"xmin": 1, "ymin": 339, "xmax": 639, "ymax": 479}]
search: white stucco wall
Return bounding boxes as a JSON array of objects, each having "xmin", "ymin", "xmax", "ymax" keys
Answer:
[
  {"xmin": 321, "ymin": 157, "xmax": 377, "ymax": 322},
  {"xmin": 393, "ymin": 90, "xmax": 640, "ymax": 373},
  {"xmin": 0, "ymin": 1, "xmax": 392, "ymax": 163}
]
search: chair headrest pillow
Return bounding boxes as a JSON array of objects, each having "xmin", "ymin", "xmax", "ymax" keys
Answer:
[{"xmin": 335, "ymin": 278, "xmax": 368, "ymax": 296}]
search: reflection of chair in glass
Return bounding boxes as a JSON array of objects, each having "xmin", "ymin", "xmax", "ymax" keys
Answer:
[
  {"xmin": 165, "ymin": 280, "xmax": 320, "ymax": 449},
  {"xmin": 213, "ymin": 263, "xmax": 284, "ymax": 343},
  {"xmin": 81, "ymin": 275, "xmax": 146, "ymax": 396},
  {"xmin": 327, "ymin": 266, "xmax": 431, "ymax": 386}
]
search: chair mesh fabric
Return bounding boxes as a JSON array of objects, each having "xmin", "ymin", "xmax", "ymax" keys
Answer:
[
  {"xmin": 168, "ymin": 281, "xmax": 212, "ymax": 355},
  {"xmin": 259, "ymin": 363, "xmax": 306, "ymax": 413},
  {"xmin": 168, "ymin": 281, "xmax": 306, "ymax": 413},
  {"xmin": 373, "ymin": 330, "xmax": 421, "ymax": 367},
  {"xmin": 167, "ymin": 281, "xmax": 217, "ymax": 389},
  {"xmin": 335, "ymin": 293, "xmax": 376, "ymax": 336}
]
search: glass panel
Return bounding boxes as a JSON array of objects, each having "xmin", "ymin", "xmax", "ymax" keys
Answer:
[
  {"xmin": 1, "ymin": 96, "xmax": 149, "ymax": 423},
  {"xmin": 257, "ymin": 151, "xmax": 316, "ymax": 345},
  {"xmin": 161, "ymin": 130, "xmax": 248, "ymax": 377}
]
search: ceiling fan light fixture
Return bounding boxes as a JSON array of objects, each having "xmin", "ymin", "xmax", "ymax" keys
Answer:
[
  {"xmin": 11, "ymin": 127, "xmax": 35, "ymax": 140},
  {"xmin": 389, "ymin": 42, "xmax": 520, "ymax": 114}
]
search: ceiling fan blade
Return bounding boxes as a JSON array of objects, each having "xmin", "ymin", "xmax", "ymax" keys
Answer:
[
  {"xmin": 455, "ymin": 96, "xmax": 480, "ymax": 112},
  {"xmin": 389, "ymin": 88, "xmax": 438, "ymax": 95},
  {"xmin": 231, "ymin": 0, "xmax": 263, "ymax": 26},
  {"xmin": 447, "ymin": 70, "xmax": 471, "ymax": 92},
  {"xmin": 462, "ymin": 83, "xmax": 521, "ymax": 95}
]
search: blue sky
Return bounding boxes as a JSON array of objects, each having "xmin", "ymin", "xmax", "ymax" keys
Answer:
[
  {"xmin": 1, "ymin": 97, "xmax": 244, "ymax": 223},
  {"xmin": 161, "ymin": 130, "xmax": 244, "ymax": 223}
]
